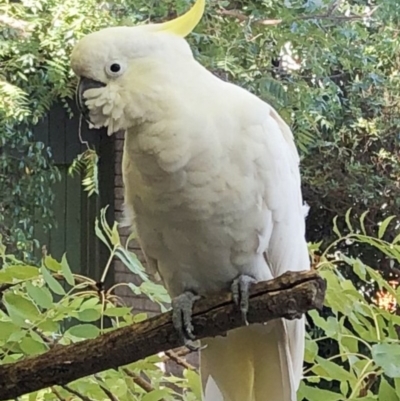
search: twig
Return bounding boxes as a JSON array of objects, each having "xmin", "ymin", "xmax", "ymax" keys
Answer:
[
  {"xmin": 0, "ymin": 270, "xmax": 326, "ymax": 400},
  {"xmin": 53, "ymin": 273, "xmax": 98, "ymax": 291},
  {"xmin": 94, "ymin": 375, "xmax": 120, "ymax": 401},
  {"xmin": 122, "ymin": 369, "xmax": 155, "ymax": 393},
  {"xmin": 358, "ymin": 371, "xmax": 379, "ymax": 397},
  {"xmin": 62, "ymin": 385, "xmax": 94, "ymax": 401},
  {"xmin": 51, "ymin": 387, "xmax": 66, "ymax": 401},
  {"xmin": 164, "ymin": 350, "xmax": 195, "ymax": 370},
  {"xmin": 30, "ymin": 328, "xmax": 54, "ymax": 348},
  {"xmin": 160, "ymin": 347, "xmax": 192, "ymax": 362}
]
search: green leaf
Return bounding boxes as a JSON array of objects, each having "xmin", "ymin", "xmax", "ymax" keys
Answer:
[
  {"xmin": 0, "ymin": 270, "xmax": 13, "ymax": 283},
  {"xmin": 77, "ymin": 308, "xmax": 101, "ymax": 322},
  {"xmin": 314, "ymin": 356, "xmax": 354, "ymax": 382},
  {"xmin": 339, "ymin": 328, "xmax": 359, "ymax": 354},
  {"xmin": 340, "ymin": 380, "xmax": 348, "ymax": 396},
  {"xmin": 67, "ymin": 324, "xmax": 100, "ymax": 339},
  {"xmin": 8, "ymin": 330, "xmax": 25, "ymax": 342},
  {"xmin": 308, "ymin": 310, "xmax": 331, "ymax": 335},
  {"xmin": 379, "ymin": 376, "xmax": 399, "ymax": 401},
  {"xmin": 332, "ymin": 215, "xmax": 341, "ymax": 238},
  {"xmin": 44, "ymin": 255, "xmax": 61, "ymax": 272},
  {"xmin": 19, "ymin": 336, "xmax": 48, "ymax": 355},
  {"xmin": 3, "ymin": 292, "xmax": 41, "ymax": 324},
  {"xmin": 80, "ymin": 297, "xmax": 100, "ymax": 309},
  {"xmin": 184, "ymin": 369, "xmax": 202, "ymax": 400},
  {"xmin": 345, "ymin": 208, "xmax": 353, "ymax": 233},
  {"xmin": 133, "ymin": 313, "xmax": 148, "ymax": 323},
  {"xmin": 298, "ymin": 382, "xmax": 342, "ymax": 401},
  {"xmin": 116, "ymin": 247, "xmax": 147, "ymax": 281},
  {"xmin": 40, "ymin": 265, "xmax": 65, "ymax": 295},
  {"xmin": 103, "ymin": 306, "xmax": 132, "ymax": 317},
  {"xmin": 142, "ymin": 389, "xmax": 171, "ymax": 401},
  {"xmin": 103, "ymin": 378, "xmax": 128, "ymax": 398},
  {"xmin": 95, "ymin": 216, "xmax": 112, "ymax": 251},
  {"xmin": 61, "ymin": 254, "xmax": 75, "ymax": 286},
  {"xmin": 372, "ymin": 344, "xmax": 400, "ymax": 378},
  {"xmin": 378, "ymin": 216, "xmax": 395, "ymax": 239},
  {"xmin": 5, "ymin": 265, "xmax": 40, "ymax": 280},
  {"xmin": 111, "ymin": 221, "xmax": 121, "ymax": 246},
  {"xmin": 393, "ymin": 233, "xmax": 400, "ymax": 244},
  {"xmin": 26, "ymin": 282, "xmax": 53, "ymax": 309},
  {"xmin": 37, "ymin": 319, "xmax": 59, "ymax": 333},
  {"xmin": 359, "ymin": 210, "xmax": 369, "ymax": 235},
  {"xmin": 304, "ymin": 338, "xmax": 318, "ymax": 363},
  {"xmin": 0, "ymin": 321, "xmax": 20, "ymax": 341},
  {"xmin": 353, "ymin": 259, "xmax": 367, "ymax": 281}
]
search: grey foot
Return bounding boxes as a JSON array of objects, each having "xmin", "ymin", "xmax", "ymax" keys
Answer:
[
  {"xmin": 231, "ymin": 275, "xmax": 257, "ymax": 325},
  {"xmin": 171, "ymin": 291, "xmax": 201, "ymax": 350}
]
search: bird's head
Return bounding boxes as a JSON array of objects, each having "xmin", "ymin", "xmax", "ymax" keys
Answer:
[{"xmin": 70, "ymin": 0, "xmax": 205, "ymax": 135}]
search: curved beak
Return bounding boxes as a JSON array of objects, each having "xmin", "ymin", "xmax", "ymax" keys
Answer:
[{"xmin": 76, "ymin": 77, "xmax": 106, "ymax": 123}]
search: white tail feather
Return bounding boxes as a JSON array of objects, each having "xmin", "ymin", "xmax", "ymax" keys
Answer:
[{"xmin": 201, "ymin": 319, "xmax": 303, "ymax": 401}]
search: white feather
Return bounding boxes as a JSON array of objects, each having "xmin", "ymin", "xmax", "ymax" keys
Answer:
[{"xmin": 71, "ymin": 28, "xmax": 310, "ymax": 401}]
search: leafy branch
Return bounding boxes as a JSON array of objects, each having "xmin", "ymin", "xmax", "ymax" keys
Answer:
[
  {"xmin": 68, "ymin": 149, "xmax": 99, "ymax": 196},
  {"xmin": 0, "ymin": 270, "xmax": 326, "ymax": 400}
]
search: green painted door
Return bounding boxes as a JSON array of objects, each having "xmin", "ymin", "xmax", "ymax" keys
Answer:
[{"xmin": 32, "ymin": 102, "xmax": 115, "ymax": 283}]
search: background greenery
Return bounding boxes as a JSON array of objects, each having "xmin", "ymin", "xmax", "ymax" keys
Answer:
[
  {"xmin": 2, "ymin": 0, "xmax": 400, "ymax": 251},
  {"xmin": 1, "ymin": 0, "xmax": 400, "ymax": 399}
]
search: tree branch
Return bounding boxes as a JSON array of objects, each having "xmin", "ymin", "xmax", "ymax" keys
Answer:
[{"xmin": 0, "ymin": 270, "xmax": 326, "ymax": 400}]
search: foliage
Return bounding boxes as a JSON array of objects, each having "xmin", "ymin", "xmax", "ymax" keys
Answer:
[
  {"xmin": 2, "ymin": 0, "xmax": 399, "ymax": 251},
  {"xmin": 192, "ymin": 0, "xmax": 400, "ymax": 240},
  {"xmin": 301, "ymin": 211, "xmax": 400, "ymax": 401},
  {"xmin": 0, "ymin": 211, "xmax": 199, "ymax": 401},
  {"xmin": 0, "ymin": 0, "xmax": 400, "ymax": 248},
  {"xmin": 0, "ymin": 130, "xmax": 59, "ymax": 256},
  {"xmin": 69, "ymin": 147, "xmax": 99, "ymax": 196},
  {"xmin": 2, "ymin": 209, "xmax": 400, "ymax": 400},
  {"xmin": 2, "ymin": 0, "xmax": 400, "ymax": 398},
  {"xmin": 0, "ymin": 0, "xmax": 128, "ymax": 254}
]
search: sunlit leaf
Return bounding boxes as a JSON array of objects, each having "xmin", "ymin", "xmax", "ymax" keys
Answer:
[
  {"xmin": 379, "ymin": 376, "xmax": 399, "ymax": 401},
  {"xmin": 25, "ymin": 282, "xmax": 53, "ymax": 309},
  {"xmin": 66, "ymin": 324, "xmax": 100, "ymax": 339},
  {"xmin": 3, "ymin": 292, "xmax": 41, "ymax": 324},
  {"xmin": 378, "ymin": 216, "xmax": 395, "ymax": 239},
  {"xmin": 372, "ymin": 344, "xmax": 400, "ymax": 378},
  {"xmin": 61, "ymin": 254, "xmax": 75, "ymax": 286},
  {"xmin": 40, "ymin": 265, "xmax": 65, "ymax": 295}
]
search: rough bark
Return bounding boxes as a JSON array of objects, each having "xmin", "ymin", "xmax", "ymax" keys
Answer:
[{"xmin": 0, "ymin": 270, "xmax": 326, "ymax": 400}]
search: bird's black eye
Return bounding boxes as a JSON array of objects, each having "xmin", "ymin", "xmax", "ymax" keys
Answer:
[
  {"xmin": 110, "ymin": 63, "xmax": 121, "ymax": 73},
  {"xmin": 105, "ymin": 61, "xmax": 124, "ymax": 77}
]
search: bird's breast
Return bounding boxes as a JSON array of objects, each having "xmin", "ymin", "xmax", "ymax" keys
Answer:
[{"xmin": 121, "ymin": 125, "xmax": 271, "ymax": 296}]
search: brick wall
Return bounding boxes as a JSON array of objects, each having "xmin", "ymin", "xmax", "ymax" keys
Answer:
[{"xmin": 113, "ymin": 131, "xmax": 161, "ymax": 316}]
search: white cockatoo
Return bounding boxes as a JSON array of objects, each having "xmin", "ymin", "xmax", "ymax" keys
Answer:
[{"xmin": 70, "ymin": 1, "xmax": 310, "ymax": 400}]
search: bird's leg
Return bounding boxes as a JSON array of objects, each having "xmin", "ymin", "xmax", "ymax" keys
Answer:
[
  {"xmin": 171, "ymin": 291, "xmax": 201, "ymax": 350},
  {"xmin": 231, "ymin": 275, "xmax": 257, "ymax": 325}
]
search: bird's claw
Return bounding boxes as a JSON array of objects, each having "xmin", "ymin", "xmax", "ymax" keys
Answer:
[
  {"xmin": 231, "ymin": 275, "xmax": 257, "ymax": 325},
  {"xmin": 171, "ymin": 291, "xmax": 201, "ymax": 350}
]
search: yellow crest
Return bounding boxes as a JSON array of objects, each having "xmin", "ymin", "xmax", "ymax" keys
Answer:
[{"xmin": 154, "ymin": 0, "xmax": 205, "ymax": 37}]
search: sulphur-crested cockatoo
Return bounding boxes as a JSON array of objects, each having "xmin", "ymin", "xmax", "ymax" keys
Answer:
[{"xmin": 71, "ymin": 1, "xmax": 310, "ymax": 399}]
